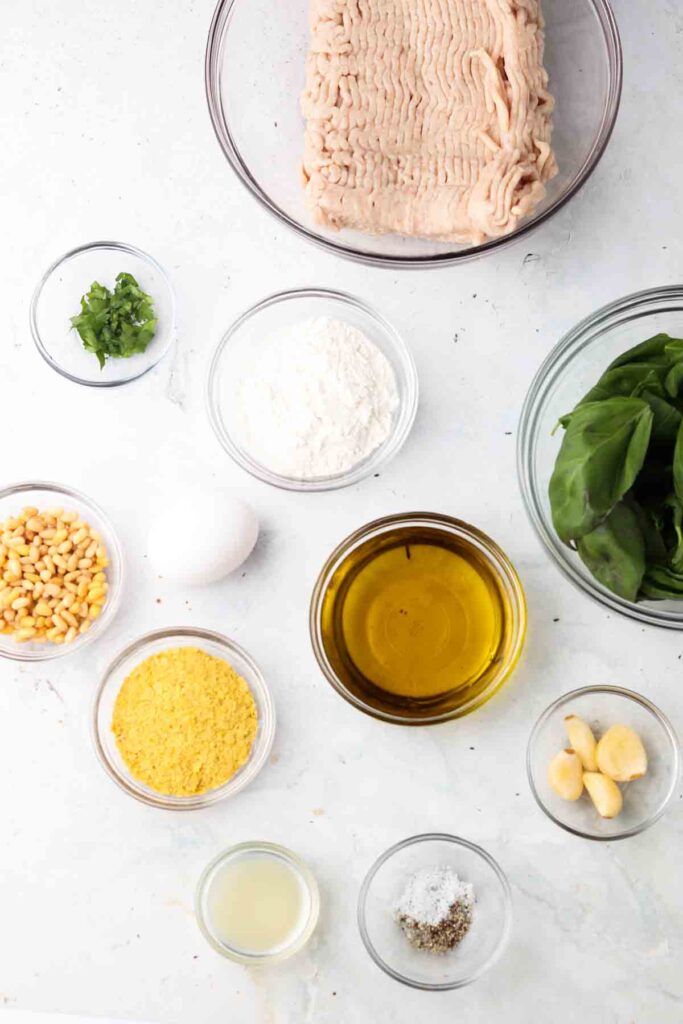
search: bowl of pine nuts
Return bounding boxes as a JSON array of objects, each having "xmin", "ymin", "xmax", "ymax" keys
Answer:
[{"xmin": 0, "ymin": 482, "xmax": 123, "ymax": 661}]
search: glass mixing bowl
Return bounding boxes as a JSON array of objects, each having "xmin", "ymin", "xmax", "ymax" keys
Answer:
[
  {"xmin": 358, "ymin": 834, "xmax": 512, "ymax": 990},
  {"xmin": 518, "ymin": 286, "xmax": 683, "ymax": 629},
  {"xmin": 205, "ymin": 0, "xmax": 622, "ymax": 268},
  {"xmin": 527, "ymin": 686, "xmax": 680, "ymax": 840},
  {"xmin": 310, "ymin": 513, "xmax": 526, "ymax": 724},
  {"xmin": 0, "ymin": 481, "xmax": 123, "ymax": 662},
  {"xmin": 31, "ymin": 240, "xmax": 175, "ymax": 387},
  {"xmin": 206, "ymin": 288, "xmax": 418, "ymax": 491},
  {"xmin": 93, "ymin": 628, "xmax": 275, "ymax": 810}
]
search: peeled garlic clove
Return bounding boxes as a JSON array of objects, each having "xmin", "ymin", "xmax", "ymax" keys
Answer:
[
  {"xmin": 583, "ymin": 771, "xmax": 623, "ymax": 818},
  {"xmin": 597, "ymin": 724, "xmax": 648, "ymax": 782},
  {"xmin": 548, "ymin": 748, "xmax": 584, "ymax": 801},
  {"xmin": 564, "ymin": 714, "xmax": 598, "ymax": 771}
]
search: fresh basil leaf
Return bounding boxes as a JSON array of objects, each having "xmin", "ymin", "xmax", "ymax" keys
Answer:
[
  {"xmin": 624, "ymin": 495, "xmax": 669, "ymax": 565},
  {"xmin": 638, "ymin": 389, "xmax": 682, "ymax": 442},
  {"xmin": 577, "ymin": 363, "xmax": 666, "ymax": 406},
  {"xmin": 576, "ymin": 501, "xmax": 646, "ymax": 602},
  {"xmin": 664, "ymin": 337, "xmax": 683, "ymax": 362},
  {"xmin": 640, "ymin": 563, "xmax": 683, "ymax": 600},
  {"xmin": 607, "ymin": 333, "xmax": 674, "ymax": 370},
  {"xmin": 673, "ymin": 419, "xmax": 683, "ymax": 508},
  {"xmin": 549, "ymin": 397, "xmax": 653, "ymax": 543},
  {"xmin": 665, "ymin": 360, "xmax": 683, "ymax": 399}
]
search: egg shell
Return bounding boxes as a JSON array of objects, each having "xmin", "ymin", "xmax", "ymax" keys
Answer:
[{"xmin": 148, "ymin": 492, "xmax": 258, "ymax": 586}]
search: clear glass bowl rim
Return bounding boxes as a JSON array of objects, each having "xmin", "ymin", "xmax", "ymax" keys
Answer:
[
  {"xmin": 205, "ymin": 287, "xmax": 419, "ymax": 492},
  {"xmin": 517, "ymin": 284, "xmax": 683, "ymax": 629},
  {"xmin": 205, "ymin": 0, "xmax": 622, "ymax": 269},
  {"xmin": 195, "ymin": 840, "xmax": 320, "ymax": 964},
  {"xmin": 309, "ymin": 511, "xmax": 527, "ymax": 724},
  {"xmin": 357, "ymin": 832, "xmax": 513, "ymax": 990},
  {"xmin": 92, "ymin": 626, "xmax": 276, "ymax": 810},
  {"xmin": 30, "ymin": 239, "xmax": 176, "ymax": 388},
  {"xmin": 526, "ymin": 684, "xmax": 681, "ymax": 840},
  {"xmin": 0, "ymin": 480, "xmax": 124, "ymax": 663}
]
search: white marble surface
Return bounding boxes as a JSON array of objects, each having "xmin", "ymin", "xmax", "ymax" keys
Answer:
[{"xmin": 2, "ymin": 1, "xmax": 683, "ymax": 1021}]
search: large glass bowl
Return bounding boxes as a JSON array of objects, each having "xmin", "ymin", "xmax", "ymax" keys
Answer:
[
  {"xmin": 205, "ymin": 0, "xmax": 622, "ymax": 268},
  {"xmin": 527, "ymin": 686, "xmax": 680, "ymax": 841},
  {"xmin": 206, "ymin": 288, "xmax": 418, "ymax": 492},
  {"xmin": 310, "ymin": 513, "xmax": 526, "ymax": 724},
  {"xmin": 92, "ymin": 628, "xmax": 276, "ymax": 810},
  {"xmin": 358, "ymin": 834, "xmax": 512, "ymax": 990},
  {"xmin": 518, "ymin": 286, "xmax": 683, "ymax": 629},
  {"xmin": 0, "ymin": 482, "xmax": 123, "ymax": 662}
]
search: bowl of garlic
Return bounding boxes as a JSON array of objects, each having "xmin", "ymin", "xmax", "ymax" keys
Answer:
[{"xmin": 527, "ymin": 686, "xmax": 680, "ymax": 840}]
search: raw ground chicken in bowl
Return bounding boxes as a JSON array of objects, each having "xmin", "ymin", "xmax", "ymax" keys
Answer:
[
  {"xmin": 206, "ymin": 0, "xmax": 621, "ymax": 265},
  {"xmin": 301, "ymin": 0, "xmax": 557, "ymax": 244}
]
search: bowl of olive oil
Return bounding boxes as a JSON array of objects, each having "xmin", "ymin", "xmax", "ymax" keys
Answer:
[{"xmin": 310, "ymin": 514, "xmax": 526, "ymax": 725}]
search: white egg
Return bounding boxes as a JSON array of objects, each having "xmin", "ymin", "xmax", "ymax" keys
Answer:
[{"xmin": 148, "ymin": 491, "xmax": 259, "ymax": 586}]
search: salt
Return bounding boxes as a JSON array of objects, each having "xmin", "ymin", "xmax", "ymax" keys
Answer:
[{"xmin": 394, "ymin": 866, "xmax": 474, "ymax": 926}]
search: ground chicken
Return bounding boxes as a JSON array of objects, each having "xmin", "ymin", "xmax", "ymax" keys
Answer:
[{"xmin": 301, "ymin": 0, "xmax": 557, "ymax": 244}]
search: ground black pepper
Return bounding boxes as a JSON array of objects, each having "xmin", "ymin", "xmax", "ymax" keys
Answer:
[{"xmin": 397, "ymin": 899, "xmax": 473, "ymax": 953}]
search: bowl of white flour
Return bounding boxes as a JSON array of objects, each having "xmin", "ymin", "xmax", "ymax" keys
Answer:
[{"xmin": 206, "ymin": 288, "xmax": 418, "ymax": 491}]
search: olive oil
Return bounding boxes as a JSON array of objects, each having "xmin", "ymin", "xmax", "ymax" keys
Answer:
[{"xmin": 320, "ymin": 522, "xmax": 520, "ymax": 721}]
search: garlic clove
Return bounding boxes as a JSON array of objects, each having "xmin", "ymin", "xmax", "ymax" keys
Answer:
[
  {"xmin": 596, "ymin": 724, "xmax": 648, "ymax": 782},
  {"xmin": 564, "ymin": 714, "xmax": 598, "ymax": 771},
  {"xmin": 548, "ymin": 748, "xmax": 584, "ymax": 801},
  {"xmin": 583, "ymin": 771, "xmax": 623, "ymax": 818}
]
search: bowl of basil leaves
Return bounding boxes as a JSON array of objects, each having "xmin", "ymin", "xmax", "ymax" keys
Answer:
[
  {"xmin": 31, "ymin": 240, "xmax": 175, "ymax": 387},
  {"xmin": 519, "ymin": 285, "xmax": 683, "ymax": 628}
]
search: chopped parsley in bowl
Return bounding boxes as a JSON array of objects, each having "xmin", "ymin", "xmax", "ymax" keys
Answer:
[
  {"xmin": 71, "ymin": 272, "xmax": 157, "ymax": 369},
  {"xmin": 31, "ymin": 240, "xmax": 175, "ymax": 388}
]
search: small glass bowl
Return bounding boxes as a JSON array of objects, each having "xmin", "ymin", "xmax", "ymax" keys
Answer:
[
  {"xmin": 309, "ymin": 513, "xmax": 526, "ymax": 724},
  {"xmin": 206, "ymin": 0, "xmax": 622, "ymax": 268},
  {"xmin": 0, "ymin": 481, "xmax": 123, "ymax": 662},
  {"xmin": 358, "ymin": 834, "xmax": 512, "ymax": 991},
  {"xmin": 518, "ymin": 286, "xmax": 683, "ymax": 628},
  {"xmin": 30, "ymin": 240, "xmax": 175, "ymax": 387},
  {"xmin": 206, "ymin": 288, "xmax": 418, "ymax": 491},
  {"xmin": 195, "ymin": 841, "xmax": 320, "ymax": 964},
  {"xmin": 527, "ymin": 685, "xmax": 680, "ymax": 840},
  {"xmin": 92, "ymin": 628, "xmax": 275, "ymax": 810}
]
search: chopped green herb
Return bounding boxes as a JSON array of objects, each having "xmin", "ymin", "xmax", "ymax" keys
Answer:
[{"xmin": 70, "ymin": 272, "xmax": 157, "ymax": 369}]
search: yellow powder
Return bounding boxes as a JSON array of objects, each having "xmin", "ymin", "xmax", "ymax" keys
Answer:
[{"xmin": 111, "ymin": 646, "xmax": 258, "ymax": 797}]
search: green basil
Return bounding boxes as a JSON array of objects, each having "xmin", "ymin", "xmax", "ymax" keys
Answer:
[
  {"xmin": 576, "ymin": 502, "xmax": 646, "ymax": 601},
  {"xmin": 547, "ymin": 333, "xmax": 683, "ymax": 602},
  {"xmin": 625, "ymin": 496, "xmax": 668, "ymax": 565},
  {"xmin": 549, "ymin": 398, "xmax": 653, "ymax": 543},
  {"xmin": 673, "ymin": 420, "xmax": 683, "ymax": 506},
  {"xmin": 607, "ymin": 334, "xmax": 673, "ymax": 370},
  {"xmin": 664, "ymin": 360, "xmax": 683, "ymax": 398},
  {"xmin": 578, "ymin": 363, "xmax": 665, "ymax": 406},
  {"xmin": 640, "ymin": 564, "xmax": 683, "ymax": 599},
  {"xmin": 638, "ymin": 390, "xmax": 682, "ymax": 442}
]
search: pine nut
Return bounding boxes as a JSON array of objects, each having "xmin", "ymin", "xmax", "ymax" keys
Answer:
[{"xmin": 0, "ymin": 505, "xmax": 110, "ymax": 646}]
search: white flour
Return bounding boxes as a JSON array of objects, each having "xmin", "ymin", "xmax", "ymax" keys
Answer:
[
  {"xmin": 394, "ymin": 867, "xmax": 475, "ymax": 925},
  {"xmin": 234, "ymin": 316, "xmax": 399, "ymax": 479}
]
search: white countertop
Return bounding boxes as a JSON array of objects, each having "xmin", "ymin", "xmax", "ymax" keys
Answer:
[{"xmin": 2, "ymin": 1, "xmax": 682, "ymax": 1021}]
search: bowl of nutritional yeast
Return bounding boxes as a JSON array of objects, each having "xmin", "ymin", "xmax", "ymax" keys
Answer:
[
  {"xmin": 206, "ymin": 0, "xmax": 622, "ymax": 267},
  {"xmin": 519, "ymin": 286, "xmax": 683, "ymax": 629}
]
